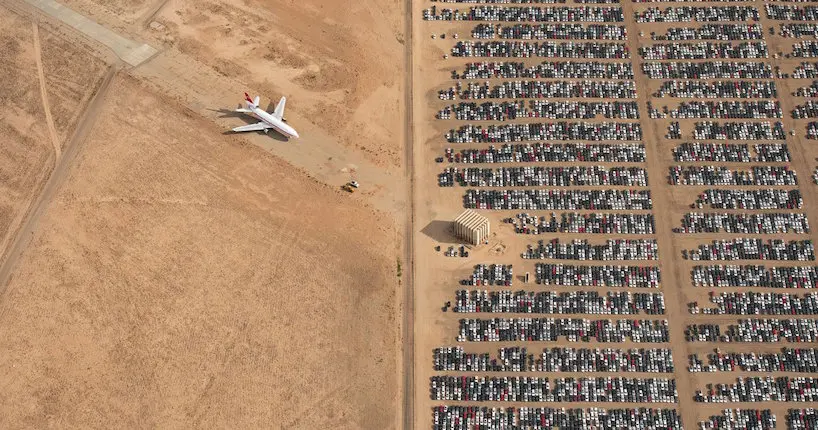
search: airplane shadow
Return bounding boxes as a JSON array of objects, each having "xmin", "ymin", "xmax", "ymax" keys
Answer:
[{"xmin": 209, "ymin": 108, "xmax": 289, "ymax": 142}]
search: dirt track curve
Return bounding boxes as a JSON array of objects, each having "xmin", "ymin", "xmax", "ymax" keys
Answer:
[
  {"xmin": 0, "ymin": 64, "xmax": 118, "ymax": 297},
  {"xmin": 32, "ymin": 21, "xmax": 61, "ymax": 160}
]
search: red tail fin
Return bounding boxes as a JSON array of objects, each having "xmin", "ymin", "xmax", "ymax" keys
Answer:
[{"xmin": 244, "ymin": 92, "xmax": 253, "ymax": 103}]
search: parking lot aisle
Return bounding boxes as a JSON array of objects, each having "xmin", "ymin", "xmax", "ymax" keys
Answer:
[{"xmin": 621, "ymin": 1, "xmax": 695, "ymax": 427}]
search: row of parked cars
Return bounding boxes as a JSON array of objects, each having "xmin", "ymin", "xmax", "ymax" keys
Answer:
[
  {"xmin": 451, "ymin": 40, "xmax": 630, "ymax": 59},
  {"xmin": 766, "ymin": 4, "xmax": 818, "ymax": 22},
  {"xmin": 424, "ymin": 5, "xmax": 625, "ymax": 22},
  {"xmin": 694, "ymin": 291, "xmax": 818, "ymax": 316},
  {"xmin": 691, "ymin": 189, "xmax": 802, "ymax": 210},
  {"xmin": 454, "ymin": 60, "xmax": 634, "ymax": 80},
  {"xmin": 683, "ymin": 239, "xmax": 814, "ymax": 262},
  {"xmin": 432, "ymin": 406, "xmax": 683, "ymax": 430},
  {"xmin": 472, "ymin": 23, "xmax": 628, "ymax": 40},
  {"xmin": 635, "ymin": 6, "xmax": 759, "ymax": 23},
  {"xmin": 691, "ymin": 265, "xmax": 818, "ymax": 289},
  {"xmin": 652, "ymin": 23, "xmax": 763, "ymax": 41},
  {"xmin": 698, "ymin": 409, "xmax": 775, "ymax": 430},
  {"xmin": 506, "ymin": 212, "xmax": 655, "ymax": 235},
  {"xmin": 642, "ymin": 61, "xmax": 771, "ymax": 79},
  {"xmin": 669, "ymin": 165, "xmax": 797, "ymax": 186},
  {"xmin": 671, "ymin": 142, "xmax": 789, "ymax": 162},
  {"xmin": 536, "ymin": 263, "xmax": 661, "ymax": 288},
  {"xmin": 695, "ymin": 377, "xmax": 818, "ymax": 403},
  {"xmin": 675, "ymin": 212, "xmax": 809, "ymax": 234},
  {"xmin": 446, "ymin": 122, "xmax": 643, "ymax": 144},
  {"xmin": 640, "ymin": 41, "xmax": 767, "ymax": 61},
  {"xmin": 686, "ymin": 319, "xmax": 818, "ymax": 343},
  {"xmin": 433, "ymin": 346, "xmax": 674, "ymax": 373},
  {"xmin": 661, "ymin": 100, "xmax": 782, "ymax": 120},
  {"xmin": 464, "ymin": 189, "xmax": 653, "ymax": 210},
  {"xmin": 461, "ymin": 264, "xmax": 513, "ymax": 286},
  {"xmin": 441, "ymin": 166, "xmax": 648, "ymax": 188},
  {"xmin": 523, "ymin": 238, "xmax": 659, "ymax": 261},
  {"xmin": 458, "ymin": 317, "xmax": 670, "ymax": 342},
  {"xmin": 431, "ymin": 376, "xmax": 678, "ymax": 403},
  {"xmin": 453, "ymin": 290, "xmax": 665, "ymax": 315},
  {"xmin": 442, "ymin": 79, "xmax": 637, "ymax": 101},
  {"xmin": 438, "ymin": 100, "xmax": 640, "ymax": 121},
  {"xmin": 688, "ymin": 348, "xmax": 818, "ymax": 373},
  {"xmin": 443, "ymin": 143, "xmax": 646, "ymax": 164},
  {"xmin": 655, "ymin": 80, "xmax": 777, "ymax": 99}
]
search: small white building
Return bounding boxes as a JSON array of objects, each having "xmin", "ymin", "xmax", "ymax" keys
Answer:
[{"xmin": 453, "ymin": 210, "xmax": 490, "ymax": 246}]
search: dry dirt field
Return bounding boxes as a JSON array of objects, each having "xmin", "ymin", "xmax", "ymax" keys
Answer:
[
  {"xmin": 0, "ymin": 1, "xmax": 405, "ymax": 428},
  {"xmin": 0, "ymin": 10, "xmax": 50, "ymax": 257},
  {"xmin": 0, "ymin": 6, "xmax": 105, "ymax": 265},
  {"xmin": 39, "ymin": 29, "xmax": 107, "ymax": 147},
  {"xmin": 0, "ymin": 71, "xmax": 400, "ymax": 428},
  {"xmin": 59, "ymin": 0, "xmax": 406, "ymax": 169}
]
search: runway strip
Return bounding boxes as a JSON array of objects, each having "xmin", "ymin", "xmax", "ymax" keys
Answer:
[{"xmin": 22, "ymin": 0, "xmax": 157, "ymax": 66}]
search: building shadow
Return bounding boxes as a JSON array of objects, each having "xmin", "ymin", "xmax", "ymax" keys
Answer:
[{"xmin": 421, "ymin": 220, "xmax": 460, "ymax": 244}]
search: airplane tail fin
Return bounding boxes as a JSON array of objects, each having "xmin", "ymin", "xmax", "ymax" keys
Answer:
[
  {"xmin": 244, "ymin": 92, "xmax": 258, "ymax": 109},
  {"xmin": 253, "ymin": 95, "xmax": 260, "ymax": 107}
]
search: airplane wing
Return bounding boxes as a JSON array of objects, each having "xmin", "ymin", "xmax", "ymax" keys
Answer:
[
  {"xmin": 232, "ymin": 122, "xmax": 273, "ymax": 132},
  {"xmin": 272, "ymin": 97, "xmax": 286, "ymax": 120}
]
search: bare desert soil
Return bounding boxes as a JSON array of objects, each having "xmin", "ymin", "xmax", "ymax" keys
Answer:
[
  {"xmin": 0, "ymin": 73, "xmax": 399, "ymax": 428},
  {"xmin": 39, "ymin": 30, "xmax": 107, "ymax": 147},
  {"xmin": 60, "ymin": 0, "xmax": 406, "ymax": 169},
  {"xmin": 0, "ymin": 1, "xmax": 405, "ymax": 428},
  {"xmin": 0, "ymin": 10, "xmax": 53, "ymax": 261},
  {"xmin": 56, "ymin": 0, "xmax": 153, "ymax": 25}
]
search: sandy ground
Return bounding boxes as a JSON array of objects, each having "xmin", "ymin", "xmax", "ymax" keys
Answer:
[
  {"xmin": 0, "ymin": 72, "xmax": 400, "ymax": 428},
  {"xmin": 0, "ymin": 1, "xmax": 405, "ymax": 428},
  {"xmin": 0, "ymin": 10, "xmax": 54, "ymax": 264},
  {"xmin": 58, "ymin": 0, "xmax": 406, "ymax": 170},
  {"xmin": 0, "ymin": 5, "xmax": 107, "ymax": 264},
  {"xmin": 38, "ymin": 29, "xmax": 107, "ymax": 147}
]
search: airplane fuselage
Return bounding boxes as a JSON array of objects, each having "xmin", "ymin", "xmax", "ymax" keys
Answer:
[{"xmin": 251, "ymin": 105, "xmax": 299, "ymax": 139}]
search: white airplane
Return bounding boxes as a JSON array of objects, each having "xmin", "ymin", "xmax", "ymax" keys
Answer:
[{"xmin": 232, "ymin": 92, "xmax": 300, "ymax": 139}]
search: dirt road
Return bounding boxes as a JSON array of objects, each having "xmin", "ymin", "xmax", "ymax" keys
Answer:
[
  {"xmin": 0, "ymin": 64, "xmax": 117, "ymax": 296},
  {"xmin": 401, "ymin": 0, "xmax": 416, "ymax": 427},
  {"xmin": 619, "ymin": 2, "xmax": 696, "ymax": 425}
]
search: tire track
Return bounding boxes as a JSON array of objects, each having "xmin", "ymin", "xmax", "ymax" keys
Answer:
[
  {"xmin": 32, "ymin": 21, "xmax": 61, "ymax": 160},
  {"xmin": 0, "ymin": 64, "xmax": 119, "ymax": 299}
]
